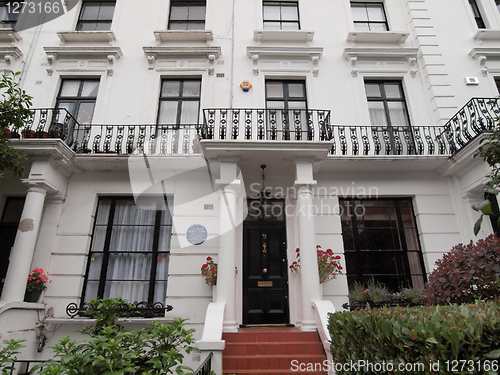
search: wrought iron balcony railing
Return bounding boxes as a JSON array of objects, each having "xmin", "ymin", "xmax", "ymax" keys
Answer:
[{"xmin": 6, "ymin": 100, "xmax": 497, "ymax": 156}]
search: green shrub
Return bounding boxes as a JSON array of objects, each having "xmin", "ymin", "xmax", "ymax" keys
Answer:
[
  {"xmin": 0, "ymin": 339, "xmax": 25, "ymax": 375},
  {"xmin": 36, "ymin": 298, "xmax": 197, "ymax": 375},
  {"xmin": 328, "ymin": 299, "xmax": 500, "ymax": 374},
  {"xmin": 424, "ymin": 234, "xmax": 500, "ymax": 305},
  {"xmin": 348, "ymin": 280, "xmax": 425, "ymax": 308}
]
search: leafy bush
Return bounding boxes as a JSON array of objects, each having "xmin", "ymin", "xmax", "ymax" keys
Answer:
[
  {"xmin": 348, "ymin": 280, "xmax": 425, "ymax": 308},
  {"xmin": 36, "ymin": 298, "xmax": 197, "ymax": 375},
  {"xmin": 0, "ymin": 339, "xmax": 25, "ymax": 375},
  {"xmin": 328, "ymin": 299, "xmax": 500, "ymax": 374},
  {"xmin": 424, "ymin": 234, "xmax": 500, "ymax": 305}
]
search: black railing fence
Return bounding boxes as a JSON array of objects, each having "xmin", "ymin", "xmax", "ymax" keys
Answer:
[
  {"xmin": 7, "ymin": 99, "xmax": 496, "ymax": 156},
  {"xmin": 192, "ymin": 352, "xmax": 213, "ymax": 375},
  {"xmin": 9, "ymin": 360, "xmax": 46, "ymax": 375}
]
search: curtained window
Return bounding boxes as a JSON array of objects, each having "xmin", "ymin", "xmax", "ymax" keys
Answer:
[
  {"xmin": 340, "ymin": 198, "xmax": 426, "ymax": 292},
  {"xmin": 350, "ymin": 2, "xmax": 388, "ymax": 31},
  {"xmin": 168, "ymin": 1, "xmax": 206, "ymax": 30},
  {"xmin": 82, "ymin": 197, "xmax": 172, "ymax": 304}
]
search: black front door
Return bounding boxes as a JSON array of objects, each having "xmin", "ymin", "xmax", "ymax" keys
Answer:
[{"xmin": 243, "ymin": 221, "xmax": 289, "ymax": 324}]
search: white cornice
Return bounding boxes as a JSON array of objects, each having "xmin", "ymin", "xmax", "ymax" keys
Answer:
[
  {"xmin": 0, "ymin": 46, "xmax": 22, "ymax": 64},
  {"xmin": 247, "ymin": 46, "xmax": 323, "ymax": 60},
  {"xmin": 43, "ymin": 46, "xmax": 123, "ymax": 59},
  {"xmin": 343, "ymin": 47, "xmax": 419, "ymax": 60}
]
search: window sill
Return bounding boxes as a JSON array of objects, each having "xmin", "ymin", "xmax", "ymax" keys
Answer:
[
  {"xmin": 253, "ymin": 30, "xmax": 314, "ymax": 43},
  {"xmin": 154, "ymin": 30, "xmax": 213, "ymax": 43},
  {"xmin": 57, "ymin": 31, "xmax": 116, "ymax": 43},
  {"xmin": 0, "ymin": 29, "xmax": 21, "ymax": 43},
  {"xmin": 473, "ymin": 29, "xmax": 500, "ymax": 42},
  {"xmin": 347, "ymin": 31, "xmax": 409, "ymax": 45}
]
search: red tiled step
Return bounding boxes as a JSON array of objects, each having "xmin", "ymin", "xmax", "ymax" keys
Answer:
[{"xmin": 222, "ymin": 327, "xmax": 328, "ymax": 375}]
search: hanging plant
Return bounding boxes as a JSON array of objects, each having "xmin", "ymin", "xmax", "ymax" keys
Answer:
[
  {"xmin": 201, "ymin": 256, "xmax": 217, "ymax": 286},
  {"xmin": 289, "ymin": 245, "xmax": 343, "ymax": 284}
]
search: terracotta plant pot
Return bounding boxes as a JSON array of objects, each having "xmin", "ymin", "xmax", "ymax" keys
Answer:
[{"xmin": 21, "ymin": 129, "xmax": 36, "ymax": 139}]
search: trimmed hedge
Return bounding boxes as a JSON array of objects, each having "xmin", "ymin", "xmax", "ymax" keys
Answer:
[{"xmin": 328, "ymin": 300, "xmax": 500, "ymax": 374}]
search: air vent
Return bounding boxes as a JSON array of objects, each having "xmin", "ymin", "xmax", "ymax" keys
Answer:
[
  {"xmin": 204, "ymin": 204, "xmax": 214, "ymax": 210},
  {"xmin": 216, "ymin": 73, "xmax": 225, "ymax": 78}
]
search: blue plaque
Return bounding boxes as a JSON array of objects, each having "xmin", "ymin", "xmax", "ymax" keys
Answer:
[{"xmin": 186, "ymin": 224, "xmax": 208, "ymax": 245}]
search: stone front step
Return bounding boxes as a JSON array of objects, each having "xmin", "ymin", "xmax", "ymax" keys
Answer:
[{"xmin": 222, "ymin": 327, "xmax": 328, "ymax": 375}]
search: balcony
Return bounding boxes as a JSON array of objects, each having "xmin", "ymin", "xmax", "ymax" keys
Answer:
[{"xmin": 6, "ymin": 98, "xmax": 497, "ymax": 157}]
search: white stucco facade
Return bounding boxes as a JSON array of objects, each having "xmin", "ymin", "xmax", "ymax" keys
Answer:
[{"xmin": 0, "ymin": 0, "xmax": 497, "ymax": 373}]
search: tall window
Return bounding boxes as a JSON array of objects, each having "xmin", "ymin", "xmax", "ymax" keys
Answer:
[
  {"xmin": 0, "ymin": 198, "xmax": 25, "ymax": 296},
  {"xmin": 340, "ymin": 198, "xmax": 426, "ymax": 292},
  {"xmin": 365, "ymin": 81, "xmax": 409, "ymax": 127},
  {"xmin": 263, "ymin": 1, "xmax": 299, "ymax": 30},
  {"xmin": 350, "ymin": 2, "xmax": 388, "ymax": 31},
  {"xmin": 0, "ymin": 2, "xmax": 19, "ymax": 29},
  {"xmin": 56, "ymin": 79, "xmax": 99, "ymax": 149},
  {"xmin": 168, "ymin": 1, "xmax": 206, "ymax": 30},
  {"xmin": 469, "ymin": 0, "xmax": 486, "ymax": 28},
  {"xmin": 76, "ymin": 1, "xmax": 115, "ymax": 31},
  {"xmin": 82, "ymin": 197, "xmax": 172, "ymax": 304},
  {"xmin": 265, "ymin": 80, "xmax": 308, "ymax": 140},
  {"xmin": 496, "ymin": 0, "xmax": 500, "ymax": 13}
]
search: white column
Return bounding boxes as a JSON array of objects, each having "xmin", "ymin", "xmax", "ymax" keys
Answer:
[
  {"xmin": 294, "ymin": 160, "xmax": 321, "ymax": 331},
  {"xmin": 215, "ymin": 162, "xmax": 240, "ymax": 332},
  {"xmin": 1, "ymin": 186, "xmax": 47, "ymax": 302}
]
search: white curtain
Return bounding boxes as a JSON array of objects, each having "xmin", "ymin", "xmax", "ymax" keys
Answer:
[{"xmin": 85, "ymin": 199, "xmax": 172, "ymax": 304}]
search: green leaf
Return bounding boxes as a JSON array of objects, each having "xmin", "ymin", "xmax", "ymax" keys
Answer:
[
  {"xmin": 486, "ymin": 348, "xmax": 500, "ymax": 359},
  {"xmin": 472, "ymin": 200, "xmax": 492, "ymax": 212},
  {"xmin": 474, "ymin": 216, "xmax": 483, "ymax": 236},
  {"xmin": 485, "ymin": 188, "xmax": 500, "ymax": 195}
]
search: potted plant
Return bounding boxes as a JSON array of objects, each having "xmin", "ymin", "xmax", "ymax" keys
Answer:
[
  {"xmin": 289, "ymin": 245, "xmax": 343, "ymax": 283},
  {"xmin": 201, "ymin": 256, "xmax": 217, "ymax": 286},
  {"xmin": 25, "ymin": 268, "xmax": 51, "ymax": 302}
]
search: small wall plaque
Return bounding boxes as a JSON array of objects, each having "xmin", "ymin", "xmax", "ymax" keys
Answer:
[{"xmin": 186, "ymin": 224, "xmax": 208, "ymax": 246}]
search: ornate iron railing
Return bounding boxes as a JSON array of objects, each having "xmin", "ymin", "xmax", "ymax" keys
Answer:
[
  {"xmin": 192, "ymin": 352, "xmax": 213, "ymax": 375},
  {"xmin": 442, "ymin": 97, "xmax": 498, "ymax": 154},
  {"xmin": 66, "ymin": 301, "xmax": 173, "ymax": 319},
  {"xmin": 8, "ymin": 99, "xmax": 497, "ymax": 156},
  {"xmin": 202, "ymin": 108, "xmax": 331, "ymax": 142}
]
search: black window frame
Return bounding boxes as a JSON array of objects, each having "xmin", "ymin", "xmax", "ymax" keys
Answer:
[
  {"xmin": 0, "ymin": 2, "xmax": 20, "ymax": 29},
  {"xmin": 350, "ymin": 1, "xmax": 389, "ymax": 31},
  {"xmin": 265, "ymin": 79, "xmax": 308, "ymax": 140},
  {"xmin": 340, "ymin": 198, "xmax": 427, "ymax": 292},
  {"xmin": 262, "ymin": 1, "xmax": 300, "ymax": 30},
  {"xmin": 55, "ymin": 78, "xmax": 100, "ymax": 150},
  {"xmin": 469, "ymin": 0, "xmax": 486, "ymax": 29},
  {"xmin": 157, "ymin": 78, "xmax": 202, "ymax": 126},
  {"xmin": 81, "ymin": 196, "xmax": 173, "ymax": 305},
  {"xmin": 168, "ymin": 0, "xmax": 206, "ymax": 31},
  {"xmin": 364, "ymin": 80, "xmax": 411, "ymax": 127},
  {"xmin": 76, "ymin": 0, "xmax": 116, "ymax": 31}
]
